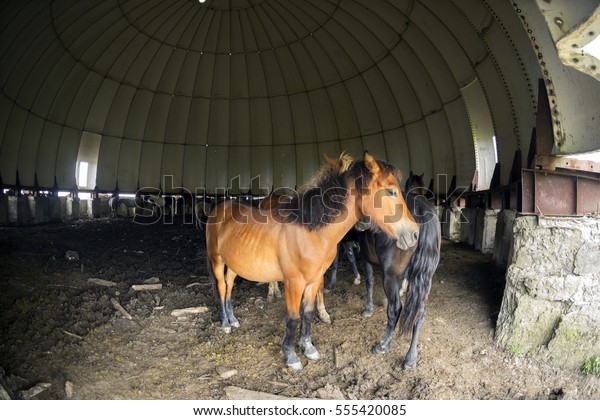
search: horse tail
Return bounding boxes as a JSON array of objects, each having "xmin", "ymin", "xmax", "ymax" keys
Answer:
[{"xmin": 398, "ymin": 194, "xmax": 441, "ymax": 336}]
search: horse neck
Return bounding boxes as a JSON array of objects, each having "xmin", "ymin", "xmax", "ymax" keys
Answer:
[{"xmin": 316, "ymin": 183, "xmax": 359, "ymax": 247}]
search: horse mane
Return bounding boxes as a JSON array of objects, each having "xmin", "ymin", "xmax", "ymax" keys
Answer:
[
  {"xmin": 276, "ymin": 153, "xmax": 402, "ymax": 231},
  {"xmin": 276, "ymin": 153, "xmax": 352, "ymax": 231},
  {"xmin": 347, "ymin": 158, "xmax": 403, "ymax": 190}
]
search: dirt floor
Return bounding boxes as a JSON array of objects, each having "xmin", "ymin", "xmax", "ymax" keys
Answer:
[{"xmin": 1, "ymin": 216, "xmax": 599, "ymax": 400}]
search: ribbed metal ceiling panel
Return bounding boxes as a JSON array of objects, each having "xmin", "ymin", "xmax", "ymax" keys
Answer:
[{"xmin": 1, "ymin": 0, "xmax": 598, "ymax": 194}]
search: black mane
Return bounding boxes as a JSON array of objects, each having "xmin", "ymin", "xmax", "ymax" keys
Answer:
[
  {"xmin": 276, "ymin": 157, "xmax": 399, "ymax": 231},
  {"xmin": 277, "ymin": 168, "xmax": 348, "ymax": 230}
]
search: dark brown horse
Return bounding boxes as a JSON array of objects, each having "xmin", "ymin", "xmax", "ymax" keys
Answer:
[
  {"xmin": 324, "ymin": 166, "xmax": 440, "ymax": 370},
  {"xmin": 405, "ymin": 171, "xmax": 426, "ymax": 196},
  {"xmin": 205, "ymin": 152, "xmax": 419, "ymax": 370},
  {"xmin": 359, "ymin": 190, "xmax": 441, "ymax": 370}
]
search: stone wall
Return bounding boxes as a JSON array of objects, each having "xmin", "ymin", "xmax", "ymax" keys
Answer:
[
  {"xmin": 475, "ymin": 209, "xmax": 499, "ymax": 255},
  {"xmin": 442, "ymin": 207, "xmax": 462, "ymax": 242},
  {"xmin": 459, "ymin": 208, "xmax": 478, "ymax": 246},
  {"xmin": 493, "ymin": 210, "xmax": 516, "ymax": 266},
  {"xmin": 495, "ymin": 215, "xmax": 600, "ymax": 368}
]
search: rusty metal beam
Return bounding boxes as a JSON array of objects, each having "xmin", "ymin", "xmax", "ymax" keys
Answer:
[
  {"xmin": 535, "ymin": 154, "xmax": 600, "ymax": 174},
  {"xmin": 535, "ymin": 78, "xmax": 555, "ymax": 156},
  {"xmin": 521, "ymin": 169, "xmax": 600, "ymax": 216}
]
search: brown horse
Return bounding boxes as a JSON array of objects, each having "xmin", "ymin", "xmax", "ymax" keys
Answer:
[
  {"xmin": 258, "ymin": 192, "xmax": 334, "ymax": 324},
  {"xmin": 205, "ymin": 151, "xmax": 419, "ymax": 370}
]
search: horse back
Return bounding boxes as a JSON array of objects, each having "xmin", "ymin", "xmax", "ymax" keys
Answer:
[{"xmin": 205, "ymin": 200, "xmax": 286, "ymax": 282}]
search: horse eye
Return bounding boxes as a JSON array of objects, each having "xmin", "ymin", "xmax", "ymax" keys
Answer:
[{"xmin": 387, "ymin": 189, "xmax": 398, "ymax": 197}]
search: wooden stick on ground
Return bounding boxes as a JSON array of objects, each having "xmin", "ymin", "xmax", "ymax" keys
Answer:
[
  {"xmin": 110, "ymin": 297, "xmax": 133, "ymax": 320},
  {"xmin": 170, "ymin": 307, "xmax": 208, "ymax": 317},
  {"xmin": 62, "ymin": 330, "xmax": 83, "ymax": 340},
  {"xmin": 87, "ymin": 278, "xmax": 117, "ymax": 287},
  {"xmin": 224, "ymin": 386, "xmax": 302, "ymax": 400},
  {"xmin": 131, "ymin": 284, "xmax": 162, "ymax": 291}
]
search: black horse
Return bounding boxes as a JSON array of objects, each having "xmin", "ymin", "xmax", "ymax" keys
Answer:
[
  {"xmin": 359, "ymin": 191, "xmax": 440, "ymax": 369},
  {"xmin": 324, "ymin": 229, "xmax": 362, "ymax": 289},
  {"xmin": 404, "ymin": 171, "xmax": 427, "ymax": 196}
]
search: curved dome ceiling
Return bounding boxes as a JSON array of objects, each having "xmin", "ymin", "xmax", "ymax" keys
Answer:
[{"xmin": 1, "ymin": 0, "xmax": 599, "ymax": 195}]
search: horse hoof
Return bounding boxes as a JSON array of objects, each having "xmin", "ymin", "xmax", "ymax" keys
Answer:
[
  {"xmin": 304, "ymin": 346, "xmax": 321, "ymax": 361},
  {"xmin": 362, "ymin": 309, "xmax": 373, "ymax": 318},
  {"xmin": 287, "ymin": 361, "xmax": 303, "ymax": 371},
  {"xmin": 353, "ymin": 276, "xmax": 361, "ymax": 285},
  {"xmin": 318, "ymin": 311, "xmax": 332, "ymax": 324},
  {"xmin": 285, "ymin": 355, "xmax": 303, "ymax": 370},
  {"xmin": 222, "ymin": 326, "xmax": 231, "ymax": 334},
  {"xmin": 403, "ymin": 361, "xmax": 417, "ymax": 371},
  {"xmin": 371, "ymin": 344, "xmax": 389, "ymax": 355},
  {"xmin": 231, "ymin": 320, "xmax": 240, "ymax": 328}
]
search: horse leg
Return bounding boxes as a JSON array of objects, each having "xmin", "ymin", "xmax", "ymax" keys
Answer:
[
  {"xmin": 299, "ymin": 282, "xmax": 321, "ymax": 361},
  {"xmin": 372, "ymin": 273, "xmax": 402, "ymax": 355},
  {"xmin": 344, "ymin": 241, "xmax": 361, "ymax": 285},
  {"xmin": 403, "ymin": 305, "xmax": 426, "ymax": 370},
  {"xmin": 224, "ymin": 268, "xmax": 240, "ymax": 329},
  {"xmin": 324, "ymin": 245, "xmax": 340, "ymax": 290},
  {"xmin": 267, "ymin": 281, "xmax": 281, "ymax": 302},
  {"xmin": 362, "ymin": 261, "xmax": 375, "ymax": 317},
  {"xmin": 282, "ymin": 279, "xmax": 304, "ymax": 370},
  {"xmin": 316, "ymin": 283, "xmax": 331, "ymax": 324},
  {"xmin": 210, "ymin": 258, "xmax": 232, "ymax": 333}
]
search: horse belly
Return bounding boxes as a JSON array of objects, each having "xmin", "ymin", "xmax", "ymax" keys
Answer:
[
  {"xmin": 217, "ymin": 223, "xmax": 283, "ymax": 282},
  {"xmin": 211, "ymin": 203, "xmax": 285, "ymax": 282},
  {"xmin": 221, "ymin": 247, "xmax": 283, "ymax": 282}
]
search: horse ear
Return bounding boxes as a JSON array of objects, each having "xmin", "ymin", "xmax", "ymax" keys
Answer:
[
  {"xmin": 419, "ymin": 172, "xmax": 424, "ymax": 178},
  {"xmin": 324, "ymin": 153, "xmax": 341, "ymax": 171},
  {"xmin": 363, "ymin": 151, "xmax": 380, "ymax": 175}
]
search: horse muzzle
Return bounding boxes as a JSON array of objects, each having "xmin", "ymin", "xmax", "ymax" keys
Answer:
[{"xmin": 395, "ymin": 230, "xmax": 419, "ymax": 250}]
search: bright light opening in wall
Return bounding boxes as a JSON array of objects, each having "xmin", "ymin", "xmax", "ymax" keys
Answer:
[
  {"xmin": 582, "ymin": 34, "xmax": 600, "ymax": 60},
  {"xmin": 567, "ymin": 151, "xmax": 600, "ymax": 162},
  {"xmin": 492, "ymin": 135, "xmax": 498, "ymax": 164},
  {"xmin": 78, "ymin": 161, "xmax": 89, "ymax": 188}
]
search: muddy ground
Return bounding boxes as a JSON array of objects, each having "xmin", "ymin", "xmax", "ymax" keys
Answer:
[{"xmin": 1, "ymin": 217, "xmax": 599, "ymax": 400}]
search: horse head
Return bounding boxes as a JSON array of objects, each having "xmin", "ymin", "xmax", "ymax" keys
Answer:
[{"xmin": 350, "ymin": 151, "xmax": 419, "ymax": 250}]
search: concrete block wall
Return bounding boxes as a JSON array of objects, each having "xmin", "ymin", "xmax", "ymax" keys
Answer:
[
  {"xmin": 0, "ymin": 196, "xmax": 111, "ymax": 225},
  {"xmin": 459, "ymin": 208, "xmax": 478, "ymax": 246},
  {"xmin": 493, "ymin": 210, "xmax": 516, "ymax": 266},
  {"xmin": 441, "ymin": 207, "xmax": 462, "ymax": 242},
  {"xmin": 475, "ymin": 209, "xmax": 499, "ymax": 254},
  {"xmin": 495, "ymin": 216, "xmax": 600, "ymax": 368},
  {"xmin": 442, "ymin": 206, "xmax": 500, "ymax": 256}
]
